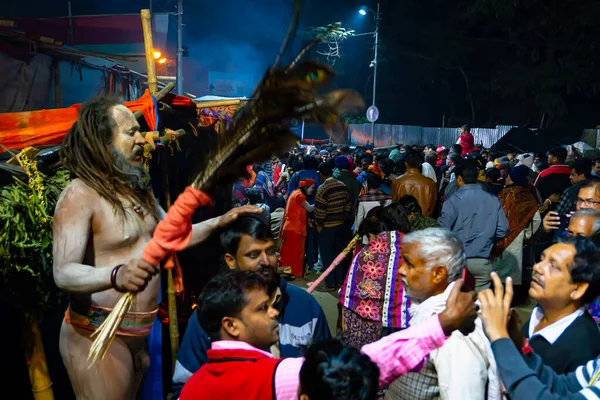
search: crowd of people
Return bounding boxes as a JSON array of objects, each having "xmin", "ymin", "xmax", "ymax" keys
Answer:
[
  {"xmin": 214, "ymin": 123, "xmax": 600, "ymax": 399},
  {"xmin": 51, "ymin": 96, "xmax": 600, "ymax": 400}
]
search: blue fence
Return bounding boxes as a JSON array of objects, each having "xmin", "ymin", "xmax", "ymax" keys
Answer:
[{"xmin": 348, "ymin": 124, "xmax": 515, "ymax": 149}]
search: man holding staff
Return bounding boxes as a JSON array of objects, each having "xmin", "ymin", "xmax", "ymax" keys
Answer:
[{"xmin": 53, "ymin": 95, "xmax": 260, "ymax": 399}]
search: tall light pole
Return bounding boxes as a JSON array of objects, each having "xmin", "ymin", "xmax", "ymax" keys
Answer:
[
  {"xmin": 359, "ymin": 3, "xmax": 381, "ymax": 146},
  {"xmin": 176, "ymin": 0, "xmax": 183, "ymax": 94}
]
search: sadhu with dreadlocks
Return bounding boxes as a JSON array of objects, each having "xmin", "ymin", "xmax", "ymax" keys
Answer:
[{"xmin": 53, "ymin": 96, "xmax": 261, "ymax": 399}]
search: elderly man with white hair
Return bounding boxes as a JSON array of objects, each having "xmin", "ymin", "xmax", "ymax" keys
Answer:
[{"xmin": 385, "ymin": 228, "xmax": 501, "ymax": 400}]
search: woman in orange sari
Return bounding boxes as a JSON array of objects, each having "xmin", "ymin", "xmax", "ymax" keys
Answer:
[{"xmin": 280, "ymin": 179, "xmax": 316, "ymax": 277}]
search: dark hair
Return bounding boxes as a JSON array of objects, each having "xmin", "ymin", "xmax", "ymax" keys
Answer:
[
  {"xmin": 381, "ymin": 203, "xmax": 411, "ymax": 233},
  {"xmin": 579, "ymin": 179, "xmax": 600, "ymax": 192},
  {"xmin": 299, "ymin": 339, "xmax": 379, "ymax": 400},
  {"xmin": 447, "ymin": 153, "xmax": 461, "ymax": 164},
  {"xmin": 60, "ymin": 95, "xmax": 157, "ymax": 221},
  {"xmin": 252, "ymin": 164, "xmax": 264, "ymax": 173},
  {"xmin": 451, "ymin": 144, "xmax": 463, "ymax": 155},
  {"xmin": 220, "ymin": 216, "xmax": 273, "ymax": 256},
  {"xmin": 197, "ymin": 271, "xmax": 272, "ymax": 341},
  {"xmin": 318, "ymin": 162, "xmax": 333, "ymax": 177},
  {"xmin": 365, "ymin": 172, "xmax": 382, "ymax": 189},
  {"xmin": 246, "ymin": 189, "xmax": 262, "ymax": 205},
  {"xmin": 572, "ymin": 159, "xmax": 593, "ymax": 179},
  {"xmin": 559, "ymin": 236, "xmax": 600, "ymax": 304},
  {"xmin": 339, "ymin": 145, "xmax": 350, "ymax": 154},
  {"xmin": 361, "ymin": 155, "xmax": 373, "ymax": 166},
  {"xmin": 593, "ymin": 158, "xmax": 600, "ymax": 166},
  {"xmin": 394, "ymin": 159, "xmax": 406, "ymax": 175},
  {"xmin": 461, "ymin": 124, "xmax": 471, "ymax": 133},
  {"xmin": 379, "ymin": 158, "xmax": 395, "ymax": 177},
  {"xmin": 303, "ymin": 155, "xmax": 319, "ymax": 171},
  {"xmin": 291, "ymin": 159, "xmax": 304, "ymax": 172},
  {"xmin": 548, "ymin": 146, "xmax": 567, "ymax": 163},
  {"xmin": 398, "ymin": 195, "xmax": 422, "ymax": 215},
  {"xmin": 404, "ymin": 150, "xmax": 422, "ymax": 169},
  {"xmin": 455, "ymin": 158, "xmax": 479, "ymax": 184},
  {"xmin": 485, "ymin": 167, "xmax": 502, "ymax": 182}
]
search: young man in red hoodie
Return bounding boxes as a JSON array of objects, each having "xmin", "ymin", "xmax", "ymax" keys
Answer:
[{"xmin": 180, "ymin": 270, "xmax": 478, "ymax": 400}]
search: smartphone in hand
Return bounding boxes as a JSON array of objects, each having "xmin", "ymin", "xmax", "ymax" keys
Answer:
[{"xmin": 461, "ymin": 268, "xmax": 476, "ymax": 292}]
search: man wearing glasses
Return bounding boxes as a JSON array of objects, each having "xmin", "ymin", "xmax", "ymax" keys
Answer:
[{"xmin": 543, "ymin": 179, "xmax": 600, "ymax": 234}]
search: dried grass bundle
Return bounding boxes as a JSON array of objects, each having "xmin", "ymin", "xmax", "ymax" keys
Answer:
[{"xmin": 87, "ymin": 292, "xmax": 135, "ymax": 365}]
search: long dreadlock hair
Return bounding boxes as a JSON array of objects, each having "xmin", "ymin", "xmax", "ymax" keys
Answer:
[{"xmin": 60, "ymin": 95, "xmax": 158, "ymax": 221}]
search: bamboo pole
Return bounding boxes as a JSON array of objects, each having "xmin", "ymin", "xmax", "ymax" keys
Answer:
[
  {"xmin": 38, "ymin": 44, "xmax": 138, "ymax": 62},
  {"xmin": 141, "ymin": 9, "xmax": 158, "ymax": 96},
  {"xmin": 27, "ymin": 319, "xmax": 54, "ymax": 400},
  {"xmin": 195, "ymin": 99, "xmax": 243, "ymax": 109},
  {"xmin": 133, "ymin": 82, "xmax": 175, "ymax": 120}
]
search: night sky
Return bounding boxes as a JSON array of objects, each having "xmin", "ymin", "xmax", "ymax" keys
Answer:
[{"xmin": 3, "ymin": 0, "xmax": 600, "ymax": 129}]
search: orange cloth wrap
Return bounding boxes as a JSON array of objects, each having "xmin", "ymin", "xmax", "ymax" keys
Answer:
[{"xmin": 142, "ymin": 186, "xmax": 213, "ymax": 292}]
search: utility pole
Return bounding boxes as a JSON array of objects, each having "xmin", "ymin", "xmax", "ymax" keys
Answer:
[
  {"xmin": 176, "ymin": 0, "xmax": 183, "ymax": 94},
  {"xmin": 370, "ymin": 2, "xmax": 381, "ymax": 145}
]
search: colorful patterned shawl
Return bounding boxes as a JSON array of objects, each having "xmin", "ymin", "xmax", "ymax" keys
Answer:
[
  {"xmin": 340, "ymin": 231, "xmax": 410, "ymax": 329},
  {"xmin": 492, "ymin": 185, "xmax": 538, "ymax": 257}
]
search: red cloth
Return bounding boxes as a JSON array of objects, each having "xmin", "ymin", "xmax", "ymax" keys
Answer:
[
  {"xmin": 0, "ymin": 90, "xmax": 158, "ymax": 152},
  {"xmin": 180, "ymin": 348, "xmax": 280, "ymax": 400},
  {"xmin": 281, "ymin": 190, "xmax": 307, "ymax": 236},
  {"xmin": 142, "ymin": 186, "xmax": 213, "ymax": 292},
  {"xmin": 458, "ymin": 133, "xmax": 475, "ymax": 155},
  {"xmin": 280, "ymin": 230, "xmax": 306, "ymax": 277}
]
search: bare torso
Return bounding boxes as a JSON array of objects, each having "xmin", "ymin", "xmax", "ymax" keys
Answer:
[{"xmin": 64, "ymin": 178, "xmax": 161, "ymax": 313}]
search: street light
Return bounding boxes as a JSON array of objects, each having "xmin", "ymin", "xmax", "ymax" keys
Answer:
[{"xmin": 358, "ymin": 3, "xmax": 381, "ymax": 146}]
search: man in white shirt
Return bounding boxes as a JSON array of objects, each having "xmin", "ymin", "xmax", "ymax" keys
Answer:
[
  {"xmin": 385, "ymin": 228, "xmax": 501, "ymax": 400},
  {"xmin": 422, "ymin": 150, "xmax": 438, "ymax": 183},
  {"xmin": 523, "ymin": 236, "xmax": 600, "ymax": 374}
]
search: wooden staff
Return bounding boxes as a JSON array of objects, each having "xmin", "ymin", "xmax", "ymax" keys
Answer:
[
  {"xmin": 195, "ymin": 99, "xmax": 243, "ymax": 109},
  {"xmin": 141, "ymin": 9, "xmax": 158, "ymax": 96}
]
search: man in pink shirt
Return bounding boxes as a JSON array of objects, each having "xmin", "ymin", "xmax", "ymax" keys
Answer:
[{"xmin": 180, "ymin": 270, "xmax": 478, "ymax": 400}]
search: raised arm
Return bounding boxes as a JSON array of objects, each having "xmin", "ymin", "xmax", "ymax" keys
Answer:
[
  {"xmin": 362, "ymin": 280, "xmax": 478, "ymax": 387},
  {"xmin": 187, "ymin": 205, "xmax": 264, "ymax": 247}
]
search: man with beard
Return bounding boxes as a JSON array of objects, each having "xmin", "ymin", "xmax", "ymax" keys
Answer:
[
  {"xmin": 53, "ymin": 96, "xmax": 261, "ymax": 399},
  {"xmin": 171, "ymin": 216, "xmax": 331, "ymax": 397}
]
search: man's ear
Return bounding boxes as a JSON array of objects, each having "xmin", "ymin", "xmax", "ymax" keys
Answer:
[
  {"xmin": 222, "ymin": 316, "xmax": 241, "ymax": 339},
  {"xmin": 456, "ymin": 175, "xmax": 464, "ymax": 186},
  {"xmin": 431, "ymin": 265, "xmax": 447, "ymax": 285},
  {"xmin": 299, "ymin": 395, "xmax": 310, "ymax": 400},
  {"xmin": 224, "ymin": 253, "xmax": 236, "ymax": 270},
  {"xmin": 571, "ymin": 282, "xmax": 589, "ymax": 302}
]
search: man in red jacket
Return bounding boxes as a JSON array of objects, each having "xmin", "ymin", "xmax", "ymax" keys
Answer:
[{"xmin": 181, "ymin": 270, "xmax": 479, "ymax": 400}]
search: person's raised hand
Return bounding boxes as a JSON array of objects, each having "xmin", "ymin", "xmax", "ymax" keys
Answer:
[
  {"xmin": 542, "ymin": 211, "xmax": 561, "ymax": 232},
  {"xmin": 478, "ymin": 272, "xmax": 513, "ymax": 343},
  {"xmin": 548, "ymin": 193, "xmax": 561, "ymax": 204},
  {"xmin": 217, "ymin": 205, "xmax": 263, "ymax": 228},
  {"xmin": 116, "ymin": 259, "xmax": 159, "ymax": 293},
  {"xmin": 438, "ymin": 279, "xmax": 478, "ymax": 336}
]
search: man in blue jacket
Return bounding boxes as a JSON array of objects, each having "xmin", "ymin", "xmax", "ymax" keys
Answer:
[{"xmin": 171, "ymin": 216, "xmax": 331, "ymax": 397}]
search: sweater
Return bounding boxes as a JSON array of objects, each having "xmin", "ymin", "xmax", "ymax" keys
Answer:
[
  {"xmin": 315, "ymin": 177, "xmax": 351, "ymax": 229},
  {"xmin": 492, "ymin": 338, "xmax": 600, "ymax": 399},
  {"xmin": 523, "ymin": 309, "xmax": 600, "ymax": 374},
  {"xmin": 171, "ymin": 278, "xmax": 331, "ymax": 397},
  {"xmin": 180, "ymin": 348, "xmax": 281, "ymax": 400}
]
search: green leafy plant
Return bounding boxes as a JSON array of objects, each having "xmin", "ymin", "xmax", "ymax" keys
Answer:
[{"xmin": 0, "ymin": 149, "xmax": 70, "ymax": 318}]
